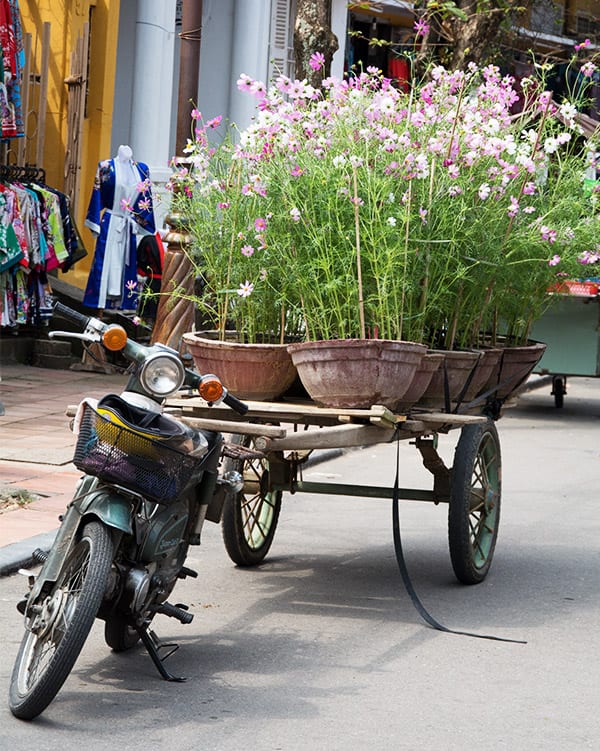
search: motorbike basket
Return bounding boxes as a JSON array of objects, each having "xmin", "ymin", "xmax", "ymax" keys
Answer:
[{"xmin": 73, "ymin": 401, "xmax": 201, "ymax": 504}]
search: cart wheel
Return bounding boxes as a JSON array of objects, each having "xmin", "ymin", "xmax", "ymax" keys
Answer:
[
  {"xmin": 448, "ymin": 420, "xmax": 501, "ymax": 585},
  {"xmin": 552, "ymin": 376, "xmax": 565, "ymax": 408},
  {"xmin": 221, "ymin": 434, "xmax": 282, "ymax": 566}
]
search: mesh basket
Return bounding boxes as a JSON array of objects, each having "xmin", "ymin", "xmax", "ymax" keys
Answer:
[{"xmin": 73, "ymin": 401, "xmax": 201, "ymax": 504}]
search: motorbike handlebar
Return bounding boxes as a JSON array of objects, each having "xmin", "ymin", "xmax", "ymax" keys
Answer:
[
  {"xmin": 223, "ymin": 391, "xmax": 249, "ymax": 415},
  {"xmin": 53, "ymin": 301, "xmax": 91, "ymax": 331},
  {"xmin": 52, "ymin": 301, "xmax": 250, "ymax": 415}
]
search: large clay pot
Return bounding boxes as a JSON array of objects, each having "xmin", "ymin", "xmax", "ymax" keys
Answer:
[
  {"xmin": 417, "ymin": 350, "xmax": 481, "ymax": 411},
  {"xmin": 395, "ymin": 352, "xmax": 444, "ymax": 413},
  {"xmin": 182, "ymin": 333, "xmax": 298, "ymax": 401},
  {"xmin": 483, "ymin": 341, "xmax": 547, "ymax": 400},
  {"xmin": 287, "ymin": 339, "xmax": 427, "ymax": 409}
]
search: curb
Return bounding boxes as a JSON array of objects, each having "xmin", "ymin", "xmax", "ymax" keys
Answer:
[{"xmin": 0, "ymin": 530, "xmax": 57, "ymax": 577}]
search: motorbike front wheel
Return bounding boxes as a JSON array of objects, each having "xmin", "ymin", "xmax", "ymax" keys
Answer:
[{"xmin": 9, "ymin": 521, "xmax": 113, "ymax": 720}]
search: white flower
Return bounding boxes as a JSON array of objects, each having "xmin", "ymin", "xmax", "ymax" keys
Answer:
[
  {"xmin": 290, "ymin": 207, "xmax": 301, "ymax": 222},
  {"xmin": 237, "ymin": 281, "xmax": 254, "ymax": 298},
  {"xmin": 559, "ymin": 101, "xmax": 578, "ymax": 125},
  {"xmin": 478, "ymin": 183, "xmax": 491, "ymax": 200},
  {"xmin": 332, "ymin": 155, "xmax": 346, "ymax": 168},
  {"xmin": 544, "ymin": 137, "xmax": 558, "ymax": 154},
  {"xmin": 387, "ymin": 216, "xmax": 397, "ymax": 226}
]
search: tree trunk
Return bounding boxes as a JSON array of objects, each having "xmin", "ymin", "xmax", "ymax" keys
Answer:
[
  {"xmin": 294, "ymin": 0, "xmax": 338, "ymax": 87},
  {"xmin": 449, "ymin": 1, "xmax": 503, "ymax": 70}
]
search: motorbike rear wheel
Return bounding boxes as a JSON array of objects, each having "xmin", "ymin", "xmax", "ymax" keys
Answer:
[
  {"xmin": 9, "ymin": 521, "xmax": 113, "ymax": 720},
  {"xmin": 104, "ymin": 615, "xmax": 140, "ymax": 652}
]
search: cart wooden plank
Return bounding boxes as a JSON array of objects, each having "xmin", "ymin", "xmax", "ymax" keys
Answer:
[
  {"xmin": 180, "ymin": 417, "xmax": 287, "ymax": 438},
  {"xmin": 168, "ymin": 396, "xmax": 403, "ymax": 428}
]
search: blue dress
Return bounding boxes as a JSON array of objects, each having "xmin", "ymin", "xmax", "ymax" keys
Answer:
[{"xmin": 83, "ymin": 156, "xmax": 155, "ymax": 311}]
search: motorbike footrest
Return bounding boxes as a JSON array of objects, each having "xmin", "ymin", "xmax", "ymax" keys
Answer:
[
  {"xmin": 222, "ymin": 442, "xmax": 264, "ymax": 461},
  {"xmin": 178, "ymin": 566, "xmax": 198, "ymax": 579},
  {"xmin": 157, "ymin": 601, "xmax": 194, "ymax": 624}
]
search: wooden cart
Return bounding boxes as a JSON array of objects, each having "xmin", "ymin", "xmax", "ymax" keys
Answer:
[{"xmin": 168, "ymin": 395, "xmax": 502, "ymax": 586}]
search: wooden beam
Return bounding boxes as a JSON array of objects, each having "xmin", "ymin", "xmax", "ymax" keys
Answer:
[{"xmin": 35, "ymin": 22, "xmax": 51, "ymax": 168}]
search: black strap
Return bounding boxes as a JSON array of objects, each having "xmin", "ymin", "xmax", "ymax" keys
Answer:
[{"xmin": 391, "ymin": 440, "xmax": 526, "ymax": 644}]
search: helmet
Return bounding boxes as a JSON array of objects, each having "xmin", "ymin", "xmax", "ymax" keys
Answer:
[{"xmin": 95, "ymin": 394, "xmax": 194, "ymax": 454}]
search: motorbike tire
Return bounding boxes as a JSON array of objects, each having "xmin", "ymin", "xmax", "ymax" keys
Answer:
[
  {"xmin": 9, "ymin": 521, "xmax": 113, "ymax": 720},
  {"xmin": 104, "ymin": 615, "xmax": 140, "ymax": 652}
]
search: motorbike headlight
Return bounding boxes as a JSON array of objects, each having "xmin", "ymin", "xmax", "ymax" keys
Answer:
[{"xmin": 138, "ymin": 352, "xmax": 185, "ymax": 397}]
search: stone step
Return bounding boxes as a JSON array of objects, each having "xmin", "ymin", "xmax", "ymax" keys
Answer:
[
  {"xmin": 33, "ymin": 338, "xmax": 72, "ymax": 356},
  {"xmin": 32, "ymin": 353, "xmax": 74, "ymax": 370}
]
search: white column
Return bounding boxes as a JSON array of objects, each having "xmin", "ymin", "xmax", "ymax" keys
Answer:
[
  {"xmin": 229, "ymin": 0, "xmax": 272, "ymax": 129},
  {"xmin": 130, "ymin": 0, "xmax": 177, "ymax": 228},
  {"xmin": 331, "ymin": 0, "xmax": 348, "ymax": 81}
]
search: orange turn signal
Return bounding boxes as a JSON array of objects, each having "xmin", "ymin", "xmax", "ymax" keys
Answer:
[
  {"xmin": 198, "ymin": 375, "xmax": 224, "ymax": 403},
  {"xmin": 102, "ymin": 325, "xmax": 128, "ymax": 351}
]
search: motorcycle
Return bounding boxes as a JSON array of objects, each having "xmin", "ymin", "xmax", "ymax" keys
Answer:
[{"xmin": 8, "ymin": 301, "xmax": 250, "ymax": 721}]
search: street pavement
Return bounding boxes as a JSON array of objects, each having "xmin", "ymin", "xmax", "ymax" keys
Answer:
[
  {"xmin": 0, "ymin": 371, "xmax": 598, "ymax": 748},
  {"xmin": 0, "ymin": 363, "xmax": 129, "ymax": 575}
]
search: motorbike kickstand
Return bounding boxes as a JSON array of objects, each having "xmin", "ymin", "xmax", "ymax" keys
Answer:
[{"xmin": 135, "ymin": 625, "xmax": 186, "ymax": 682}]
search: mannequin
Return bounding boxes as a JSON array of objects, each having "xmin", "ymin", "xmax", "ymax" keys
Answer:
[{"xmin": 83, "ymin": 145, "xmax": 156, "ymax": 311}]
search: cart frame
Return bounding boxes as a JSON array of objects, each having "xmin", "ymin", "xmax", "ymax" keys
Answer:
[{"xmin": 168, "ymin": 396, "xmax": 502, "ymax": 585}]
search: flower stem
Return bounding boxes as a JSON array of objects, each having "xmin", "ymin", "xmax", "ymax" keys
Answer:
[{"xmin": 352, "ymin": 163, "xmax": 366, "ymax": 339}]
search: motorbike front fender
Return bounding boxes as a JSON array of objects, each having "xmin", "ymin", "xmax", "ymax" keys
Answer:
[{"xmin": 26, "ymin": 478, "xmax": 133, "ymax": 608}]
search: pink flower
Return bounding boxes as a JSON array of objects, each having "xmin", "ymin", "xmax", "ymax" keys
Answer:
[
  {"xmin": 540, "ymin": 225, "xmax": 557, "ymax": 243},
  {"xmin": 548, "ymin": 254, "xmax": 561, "ymax": 266},
  {"xmin": 290, "ymin": 207, "xmax": 301, "ymax": 222},
  {"xmin": 206, "ymin": 115, "xmax": 222, "ymax": 129},
  {"xmin": 254, "ymin": 217, "xmax": 267, "ymax": 232},
  {"xmin": 241, "ymin": 245, "xmax": 254, "ymax": 257},
  {"xmin": 237, "ymin": 73, "xmax": 254, "ymax": 92},
  {"xmin": 290, "ymin": 165, "xmax": 304, "ymax": 177},
  {"xmin": 574, "ymin": 38, "xmax": 591, "ymax": 51},
  {"xmin": 581, "ymin": 61, "xmax": 597, "ymax": 78},
  {"xmin": 218, "ymin": 202, "xmax": 230, "ymax": 209},
  {"xmin": 191, "ymin": 108, "xmax": 201, "ymax": 120},
  {"xmin": 419, "ymin": 207, "xmax": 428, "ymax": 224},
  {"xmin": 579, "ymin": 250, "xmax": 600, "ymax": 265},
  {"xmin": 413, "ymin": 18, "xmax": 430, "ymax": 37},
  {"xmin": 309, "ymin": 52, "xmax": 325, "ymax": 71}
]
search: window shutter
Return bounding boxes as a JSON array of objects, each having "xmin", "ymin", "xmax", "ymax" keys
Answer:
[{"xmin": 268, "ymin": 0, "xmax": 296, "ymax": 82}]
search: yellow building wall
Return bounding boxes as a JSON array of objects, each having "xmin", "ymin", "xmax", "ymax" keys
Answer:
[{"xmin": 18, "ymin": 0, "xmax": 121, "ymax": 290}]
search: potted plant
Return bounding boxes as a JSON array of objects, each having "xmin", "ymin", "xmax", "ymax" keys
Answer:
[{"xmin": 167, "ymin": 51, "xmax": 599, "ymax": 408}]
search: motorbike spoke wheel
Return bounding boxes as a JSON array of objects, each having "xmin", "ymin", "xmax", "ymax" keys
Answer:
[
  {"xmin": 222, "ymin": 435, "xmax": 282, "ymax": 566},
  {"xmin": 448, "ymin": 421, "xmax": 501, "ymax": 585},
  {"xmin": 9, "ymin": 521, "xmax": 113, "ymax": 720}
]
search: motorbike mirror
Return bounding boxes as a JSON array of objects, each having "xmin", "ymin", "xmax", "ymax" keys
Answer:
[
  {"xmin": 198, "ymin": 374, "xmax": 225, "ymax": 404},
  {"xmin": 102, "ymin": 325, "xmax": 128, "ymax": 351}
]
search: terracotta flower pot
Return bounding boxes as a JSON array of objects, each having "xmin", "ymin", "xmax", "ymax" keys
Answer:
[
  {"xmin": 287, "ymin": 339, "xmax": 427, "ymax": 409},
  {"xmin": 395, "ymin": 352, "xmax": 444, "ymax": 413},
  {"xmin": 182, "ymin": 333, "xmax": 298, "ymax": 401},
  {"xmin": 417, "ymin": 350, "xmax": 481, "ymax": 411},
  {"xmin": 483, "ymin": 341, "xmax": 547, "ymax": 400}
]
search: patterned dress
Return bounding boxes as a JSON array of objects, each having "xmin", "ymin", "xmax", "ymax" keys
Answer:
[{"xmin": 83, "ymin": 156, "xmax": 155, "ymax": 311}]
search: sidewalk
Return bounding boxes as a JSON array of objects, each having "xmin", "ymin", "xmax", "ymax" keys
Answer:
[{"xmin": 0, "ymin": 362, "xmax": 128, "ymax": 575}]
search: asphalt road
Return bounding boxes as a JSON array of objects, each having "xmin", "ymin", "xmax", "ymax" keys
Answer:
[{"xmin": 1, "ymin": 376, "xmax": 599, "ymax": 750}]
